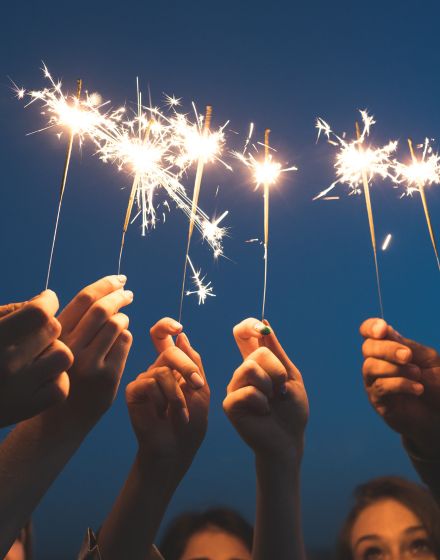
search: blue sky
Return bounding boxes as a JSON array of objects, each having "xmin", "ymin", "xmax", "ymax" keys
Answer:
[{"xmin": 1, "ymin": 0, "xmax": 440, "ymax": 556}]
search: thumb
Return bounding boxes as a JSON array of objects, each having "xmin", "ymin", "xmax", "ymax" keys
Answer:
[{"xmin": 0, "ymin": 301, "xmax": 26, "ymax": 318}]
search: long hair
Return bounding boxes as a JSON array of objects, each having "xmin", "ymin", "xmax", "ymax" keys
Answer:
[
  {"xmin": 159, "ymin": 507, "xmax": 253, "ymax": 560},
  {"xmin": 336, "ymin": 476, "xmax": 440, "ymax": 560}
]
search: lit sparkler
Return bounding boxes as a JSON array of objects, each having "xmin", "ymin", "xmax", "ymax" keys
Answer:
[
  {"xmin": 393, "ymin": 138, "xmax": 440, "ymax": 270},
  {"xmin": 235, "ymin": 129, "xmax": 297, "ymax": 319},
  {"xmin": 315, "ymin": 110, "xmax": 398, "ymax": 318},
  {"xmin": 15, "ymin": 64, "xmax": 125, "ymax": 287},
  {"xmin": 93, "ymin": 90, "xmax": 228, "ymax": 273},
  {"xmin": 178, "ymin": 105, "xmax": 227, "ymax": 321},
  {"xmin": 185, "ymin": 256, "xmax": 215, "ymax": 305}
]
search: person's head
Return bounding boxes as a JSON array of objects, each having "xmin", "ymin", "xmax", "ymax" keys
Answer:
[
  {"xmin": 337, "ymin": 476, "xmax": 440, "ymax": 560},
  {"xmin": 5, "ymin": 522, "xmax": 32, "ymax": 560},
  {"xmin": 159, "ymin": 507, "xmax": 253, "ymax": 560}
]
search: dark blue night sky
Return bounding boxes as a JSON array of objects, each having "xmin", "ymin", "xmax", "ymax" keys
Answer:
[{"xmin": 1, "ymin": 1, "xmax": 440, "ymax": 557}]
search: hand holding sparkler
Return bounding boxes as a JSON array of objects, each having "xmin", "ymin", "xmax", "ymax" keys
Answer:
[
  {"xmin": 360, "ymin": 317, "xmax": 440, "ymax": 460},
  {"xmin": 224, "ymin": 318, "xmax": 308, "ymax": 560},
  {"xmin": 94, "ymin": 318, "xmax": 210, "ymax": 560},
  {"xmin": 0, "ymin": 290, "xmax": 73, "ymax": 427}
]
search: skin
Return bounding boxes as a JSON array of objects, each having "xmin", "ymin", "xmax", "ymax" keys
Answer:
[
  {"xmin": 360, "ymin": 318, "xmax": 440, "ymax": 457},
  {"xmin": 0, "ymin": 290, "xmax": 73, "ymax": 427},
  {"xmin": 223, "ymin": 318, "xmax": 309, "ymax": 560},
  {"xmin": 97, "ymin": 317, "xmax": 209, "ymax": 560},
  {"xmin": 180, "ymin": 527, "xmax": 251, "ymax": 560},
  {"xmin": 4, "ymin": 540, "xmax": 26, "ymax": 560},
  {"xmin": 350, "ymin": 498, "xmax": 435, "ymax": 560},
  {"xmin": 0, "ymin": 275, "xmax": 133, "ymax": 557}
]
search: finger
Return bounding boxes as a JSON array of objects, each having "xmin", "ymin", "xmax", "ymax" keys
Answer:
[
  {"xmin": 175, "ymin": 332, "xmax": 206, "ymax": 382},
  {"xmin": 58, "ymin": 275, "xmax": 128, "ymax": 333},
  {"xmin": 223, "ymin": 386, "xmax": 270, "ymax": 417},
  {"xmin": 0, "ymin": 316, "xmax": 62, "ymax": 374},
  {"xmin": 69, "ymin": 289, "xmax": 133, "ymax": 349},
  {"xmin": 0, "ymin": 290, "xmax": 59, "ymax": 344},
  {"xmin": 233, "ymin": 317, "xmax": 270, "ymax": 359},
  {"xmin": 105, "ymin": 330, "xmax": 133, "ymax": 371},
  {"xmin": 246, "ymin": 346, "xmax": 288, "ymax": 389},
  {"xmin": 363, "ymin": 358, "xmax": 422, "ymax": 387},
  {"xmin": 0, "ymin": 301, "xmax": 25, "ymax": 318},
  {"xmin": 126, "ymin": 377, "xmax": 167, "ymax": 417},
  {"xmin": 149, "ymin": 317, "xmax": 182, "ymax": 354},
  {"xmin": 370, "ymin": 377, "xmax": 424, "ymax": 404},
  {"xmin": 155, "ymin": 346, "xmax": 204, "ymax": 390},
  {"xmin": 228, "ymin": 359, "xmax": 274, "ymax": 398},
  {"xmin": 26, "ymin": 339, "xmax": 74, "ymax": 386},
  {"xmin": 360, "ymin": 318, "xmax": 389, "ymax": 340},
  {"xmin": 28, "ymin": 371, "xmax": 70, "ymax": 418},
  {"xmin": 153, "ymin": 367, "xmax": 189, "ymax": 424},
  {"xmin": 260, "ymin": 319, "xmax": 302, "ymax": 381},
  {"xmin": 87, "ymin": 313, "xmax": 129, "ymax": 357},
  {"xmin": 362, "ymin": 338, "xmax": 413, "ymax": 365}
]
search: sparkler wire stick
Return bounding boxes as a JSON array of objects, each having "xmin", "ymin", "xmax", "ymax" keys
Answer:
[
  {"xmin": 178, "ymin": 106, "xmax": 212, "ymax": 322},
  {"xmin": 262, "ymin": 128, "xmax": 271, "ymax": 320},
  {"xmin": 117, "ymin": 118, "xmax": 155, "ymax": 274},
  {"xmin": 407, "ymin": 138, "xmax": 440, "ymax": 270},
  {"xmin": 355, "ymin": 121, "xmax": 384, "ymax": 318},
  {"xmin": 45, "ymin": 78, "xmax": 82, "ymax": 289}
]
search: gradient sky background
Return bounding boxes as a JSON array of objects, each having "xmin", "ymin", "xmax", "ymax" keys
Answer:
[{"xmin": 1, "ymin": 0, "xmax": 440, "ymax": 557}]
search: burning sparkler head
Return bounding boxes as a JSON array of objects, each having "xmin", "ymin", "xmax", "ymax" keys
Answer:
[
  {"xmin": 315, "ymin": 110, "xmax": 397, "ymax": 199},
  {"xmin": 393, "ymin": 138, "xmax": 440, "ymax": 195}
]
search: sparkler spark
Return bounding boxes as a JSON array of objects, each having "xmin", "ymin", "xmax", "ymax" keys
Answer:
[
  {"xmin": 185, "ymin": 256, "xmax": 215, "ymax": 305},
  {"xmin": 314, "ymin": 112, "xmax": 397, "ymax": 200},
  {"xmin": 393, "ymin": 138, "xmax": 440, "ymax": 270},
  {"xmin": 316, "ymin": 110, "xmax": 396, "ymax": 318},
  {"xmin": 382, "ymin": 234, "xmax": 392, "ymax": 251}
]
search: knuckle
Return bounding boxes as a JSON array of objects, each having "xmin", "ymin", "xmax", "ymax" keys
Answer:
[
  {"xmin": 361, "ymin": 339, "xmax": 371, "ymax": 357},
  {"xmin": 254, "ymin": 346, "xmax": 271, "ymax": 361},
  {"xmin": 26, "ymin": 302, "xmax": 52, "ymax": 328},
  {"xmin": 91, "ymin": 303, "xmax": 110, "ymax": 322},
  {"xmin": 76, "ymin": 289, "xmax": 95, "ymax": 308}
]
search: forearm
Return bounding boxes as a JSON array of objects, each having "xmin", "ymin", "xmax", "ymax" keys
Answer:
[
  {"xmin": 403, "ymin": 435, "xmax": 440, "ymax": 507},
  {"xmin": 0, "ymin": 406, "xmax": 96, "ymax": 556},
  {"xmin": 253, "ymin": 452, "xmax": 305, "ymax": 560},
  {"xmin": 97, "ymin": 452, "xmax": 185, "ymax": 560}
]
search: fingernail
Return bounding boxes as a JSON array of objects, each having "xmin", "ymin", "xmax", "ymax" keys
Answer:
[
  {"xmin": 170, "ymin": 320, "xmax": 183, "ymax": 331},
  {"xmin": 180, "ymin": 408, "xmax": 190, "ymax": 424},
  {"xmin": 254, "ymin": 322, "xmax": 271, "ymax": 335},
  {"xmin": 124, "ymin": 290, "xmax": 134, "ymax": 301},
  {"xmin": 280, "ymin": 382, "xmax": 288, "ymax": 396},
  {"xmin": 117, "ymin": 275, "xmax": 127, "ymax": 285},
  {"xmin": 373, "ymin": 320, "xmax": 386, "ymax": 337},
  {"xmin": 396, "ymin": 348, "xmax": 411, "ymax": 362},
  {"xmin": 189, "ymin": 372, "xmax": 204, "ymax": 389}
]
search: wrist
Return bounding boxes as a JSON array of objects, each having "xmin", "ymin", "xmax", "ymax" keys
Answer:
[{"xmin": 403, "ymin": 434, "xmax": 440, "ymax": 462}]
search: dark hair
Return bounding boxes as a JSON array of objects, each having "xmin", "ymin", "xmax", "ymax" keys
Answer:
[
  {"xmin": 336, "ymin": 476, "xmax": 440, "ymax": 560},
  {"xmin": 159, "ymin": 507, "xmax": 253, "ymax": 560}
]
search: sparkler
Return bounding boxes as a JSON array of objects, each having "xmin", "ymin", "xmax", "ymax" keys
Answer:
[
  {"xmin": 15, "ymin": 64, "xmax": 126, "ymax": 287},
  {"xmin": 178, "ymin": 105, "xmax": 221, "ymax": 322},
  {"xmin": 186, "ymin": 256, "xmax": 215, "ymax": 304},
  {"xmin": 315, "ymin": 111, "xmax": 397, "ymax": 318},
  {"xmin": 393, "ymin": 138, "xmax": 440, "ymax": 270},
  {"xmin": 235, "ymin": 129, "xmax": 297, "ymax": 319}
]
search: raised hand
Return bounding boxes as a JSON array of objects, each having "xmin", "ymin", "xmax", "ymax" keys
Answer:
[
  {"xmin": 126, "ymin": 317, "xmax": 209, "ymax": 470},
  {"xmin": 57, "ymin": 274, "xmax": 133, "ymax": 419},
  {"xmin": 223, "ymin": 318, "xmax": 308, "ymax": 460},
  {"xmin": 0, "ymin": 290, "xmax": 73, "ymax": 426},
  {"xmin": 360, "ymin": 317, "xmax": 440, "ymax": 456}
]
